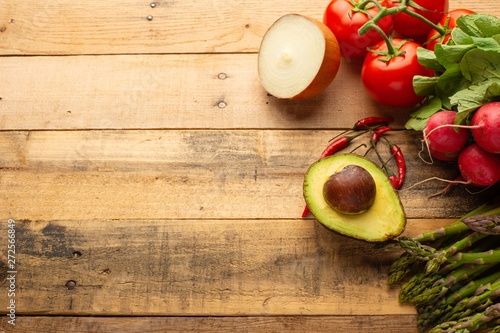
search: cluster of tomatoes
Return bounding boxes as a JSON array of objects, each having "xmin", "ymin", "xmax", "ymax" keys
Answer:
[{"xmin": 323, "ymin": 0, "xmax": 473, "ymax": 108}]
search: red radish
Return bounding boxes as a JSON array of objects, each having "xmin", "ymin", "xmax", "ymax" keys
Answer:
[
  {"xmin": 470, "ymin": 102, "xmax": 500, "ymax": 153},
  {"xmin": 423, "ymin": 111, "xmax": 470, "ymax": 161},
  {"xmin": 458, "ymin": 144, "xmax": 500, "ymax": 187},
  {"xmin": 258, "ymin": 14, "xmax": 341, "ymax": 100}
]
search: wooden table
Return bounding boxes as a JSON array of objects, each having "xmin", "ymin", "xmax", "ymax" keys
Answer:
[{"xmin": 1, "ymin": 1, "xmax": 499, "ymax": 332}]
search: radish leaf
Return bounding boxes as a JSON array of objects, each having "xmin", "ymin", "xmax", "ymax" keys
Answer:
[{"xmin": 406, "ymin": 13, "xmax": 500, "ymax": 130}]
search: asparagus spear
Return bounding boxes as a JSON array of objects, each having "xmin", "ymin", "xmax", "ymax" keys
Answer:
[
  {"xmin": 399, "ymin": 237, "xmax": 500, "ymax": 303},
  {"xmin": 412, "ymin": 204, "xmax": 500, "ymax": 244},
  {"xmin": 398, "ymin": 232, "xmax": 489, "ymax": 274},
  {"xmin": 389, "ymin": 203, "xmax": 500, "ymax": 332},
  {"xmin": 435, "ymin": 276, "xmax": 500, "ymax": 325},
  {"xmin": 401, "ymin": 255, "xmax": 492, "ymax": 304},
  {"xmin": 387, "ymin": 252, "xmax": 418, "ymax": 285},
  {"xmin": 463, "ymin": 215, "xmax": 500, "ymax": 235},
  {"xmin": 425, "ymin": 232, "xmax": 490, "ymax": 274},
  {"xmin": 449, "ymin": 247, "xmax": 500, "ymax": 265},
  {"xmin": 410, "ymin": 263, "xmax": 494, "ymax": 305},
  {"xmin": 491, "ymin": 319, "xmax": 500, "ymax": 332},
  {"xmin": 427, "ymin": 303, "xmax": 500, "ymax": 333},
  {"xmin": 416, "ymin": 268, "xmax": 500, "ymax": 330},
  {"xmin": 398, "ymin": 236, "xmax": 437, "ymax": 260},
  {"xmin": 399, "ymin": 269, "xmax": 443, "ymax": 303},
  {"xmin": 388, "ymin": 204, "xmax": 500, "ymax": 285}
]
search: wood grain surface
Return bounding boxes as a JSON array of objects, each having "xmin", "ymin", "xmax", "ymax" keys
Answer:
[
  {"xmin": 0, "ymin": 130, "xmax": 493, "ymax": 221},
  {"xmin": 1, "ymin": 0, "xmax": 498, "ymax": 55},
  {"xmin": 1, "ymin": 0, "xmax": 499, "ymax": 332},
  {"xmin": 0, "ymin": 55, "xmax": 408, "ymax": 130}
]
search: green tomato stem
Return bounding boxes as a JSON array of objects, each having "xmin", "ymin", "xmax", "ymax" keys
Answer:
[
  {"xmin": 357, "ymin": 0, "xmax": 446, "ymax": 40},
  {"xmin": 398, "ymin": 2, "xmax": 446, "ymax": 35},
  {"xmin": 363, "ymin": 22, "xmax": 400, "ymax": 57},
  {"xmin": 355, "ymin": 0, "xmax": 384, "ymax": 11}
]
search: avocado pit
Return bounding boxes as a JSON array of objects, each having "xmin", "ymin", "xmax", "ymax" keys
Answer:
[{"xmin": 323, "ymin": 165, "xmax": 376, "ymax": 214}]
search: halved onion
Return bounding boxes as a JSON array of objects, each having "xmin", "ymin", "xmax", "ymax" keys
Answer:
[{"xmin": 258, "ymin": 14, "xmax": 341, "ymax": 100}]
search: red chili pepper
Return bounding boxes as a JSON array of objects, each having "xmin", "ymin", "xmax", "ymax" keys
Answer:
[
  {"xmin": 353, "ymin": 116, "xmax": 393, "ymax": 130},
  {"xmin": 388, "ymin": 174, "xmax": 399, "ymax": 189},
  {"xmin": 301, "ymin": 205, "xmax": 311, "ymax": 218},
  {"xmin": 321, "ymin": 130, "xmax": 371, "ymax": 158},
  {"xmin": 370, "ymin": 129, "xmax": 404, "ymax": 190},
  {"xmin": 390, "ymin": 144, "xmax": 406, "ymax": 190},
  {"xmin": 370, "ymin": 125, "xmax": 393, "ymax": 143},
  {"xmin": 320, "ymin": 136, "xmax": 350, "ymax": 158}
]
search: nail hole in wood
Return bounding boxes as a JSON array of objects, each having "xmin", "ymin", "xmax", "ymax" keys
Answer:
[
  {"xmin": 66, "ymin": 280, "xmax": 77, "ymax": 290},
  {"xmin": 72, "ymin": 251, "xmax": 82, "ymax": 258}
]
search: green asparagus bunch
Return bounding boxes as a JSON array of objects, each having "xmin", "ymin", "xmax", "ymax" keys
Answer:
[
  {"xmin": 427, "ymin": 303, "xmax": 500, "ymax": 333},
  {"xmin": 387, "ymin": 202, "xmax": 500, "ymax": 332}
]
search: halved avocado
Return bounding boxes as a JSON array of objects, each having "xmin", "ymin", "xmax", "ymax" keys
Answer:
[{"xmin": 303, "ymin": 153, "xmax": 406, "ymax": 242}]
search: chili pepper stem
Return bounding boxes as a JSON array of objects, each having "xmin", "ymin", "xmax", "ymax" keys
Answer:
[
  {"xmin": 328, "ymin": 128, "xmax": 370, "ymax": 144},
  {"xmin": 364, "ymin": 125, "xmax": 392, "ymax": 155},
  {"xmin": 370, "ymin": 135, "xmax": 393, "ymax": 175},
  {"xmin": 350, "ymin": 143, "xmax": 368, "ymax": 154},
  {"xmin": 328, "ymin": 129, "xmax": 350, "ymax": 142}
]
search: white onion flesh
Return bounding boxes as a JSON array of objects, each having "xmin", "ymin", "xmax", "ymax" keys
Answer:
[{"xmin": 258, "ymin": 14, "xmax": 341, "ymax": 100}]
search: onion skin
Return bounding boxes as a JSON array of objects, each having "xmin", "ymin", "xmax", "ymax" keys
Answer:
[{"xmin": 290, "ymin": 15, "xmax": 341, "ymax": 100}]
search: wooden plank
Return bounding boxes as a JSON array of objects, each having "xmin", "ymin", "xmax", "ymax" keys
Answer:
[
  {"xmin": 0, "ymin": 130, "xmax": 494, "ymax": 221},
  {"xmin": 0, "ymin": 315, "xmax": 419, "ymax": 333},
  {"xmin": 0, "ymin": 0, "xmax": 280, "ymax": 55},
  {"xmin": 0, "ymin": 218, "xmax": 451, "ymax": 317},
  {"xmin": 0, "ymin": 54, "xmax": 408, "ymax": 131},
  {"xmin": 0, "ymin": 0, "xmax": 498, "ymax": 55},
  {"xmin": 1, "ymin": 0, "xmax": 498, "ymax": 329}
]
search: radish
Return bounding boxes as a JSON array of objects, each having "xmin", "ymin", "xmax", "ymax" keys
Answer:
[
  {"xmin": 258, "ymin": 14, "xmax": 341, "ymax": 100},
  {"xmin": 458, "ymin": 144, "xmax": 500, "ymax": 187},
  {"xmin": 423, "ymin": 110, "xmax": 470, "ymax": 162},
  {"xmin": 470, "ymin": 101, "xmax": 500, "ymax": 153}
]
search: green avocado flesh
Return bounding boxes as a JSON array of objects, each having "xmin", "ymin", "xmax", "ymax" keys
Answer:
[{"xmin": 303, "ymin": 154, "xmax": 406, "ymax": 242}]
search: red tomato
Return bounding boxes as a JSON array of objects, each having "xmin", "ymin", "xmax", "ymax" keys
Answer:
[
  {"xmin": 392, "ymin": 0, "xmax": 449, "ymax": 38},
  {"xmin": 361, "ymin": 39, "xmax": 433, "ymax": 107},
  {"xmin": 323, "ymin": 0, "xmax": 393, "ymax": 58},
  {"xmin": 426, "ymin": 9, "xmax": 475, "ymax": 50}
]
